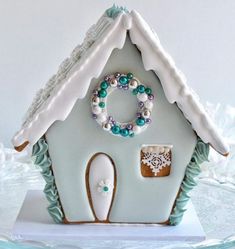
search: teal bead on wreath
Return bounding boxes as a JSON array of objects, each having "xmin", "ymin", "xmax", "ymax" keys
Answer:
[
  {"xmin": 100, "ymin": 81, "xmax": 109, "ymax": 89},
  {"xmin": 98, "ymin": 89, "xmax": 107, "ymax": 98},
  {"xmin": 120, "ymin": 128, "xmax": 129, "ymax": 137},
  {"xmin": 111, "ymin": 125, "xmax": 120, "ymax": 134},
  {"xmin": 136, "ymin": 117, "xmax": 145, "ymax": 126},
  {"xmin": 119, "ymin": 76, "xmax": 129, "ymax": 85}
]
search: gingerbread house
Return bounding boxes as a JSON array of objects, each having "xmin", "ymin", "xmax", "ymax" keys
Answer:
[{"xmin": 12, "ymin": 6, "xmax": 229, "ymax": 225}]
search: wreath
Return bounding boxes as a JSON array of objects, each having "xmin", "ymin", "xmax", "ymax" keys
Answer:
[{"xmin": 91, "ymin": 72, "xmax": 154, "ymax": 137}]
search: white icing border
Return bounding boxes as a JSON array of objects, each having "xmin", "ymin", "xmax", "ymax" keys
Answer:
[{"xmin": 12, "ymin": 10, "xmax": 229, "ymax": 156}]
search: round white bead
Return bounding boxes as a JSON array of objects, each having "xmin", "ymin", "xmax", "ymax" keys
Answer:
[
  {"xmin": 92, "ymin": 106, "xmax": 102, "ymax": 115},
  {"xmin": 145, "ymin": 100, "xmax": 153, "ymax": 109},
  {"xmin": 92, "ymin": 96, "xmax": 100, "ymax": 105},
  {"xmin": 137, "ymin": 93, "xmax": 148, "ymax": 102},
  {"xmin": 97, "ymin": 113, "xmax": 106, "ymax": 122},
  {"xmin": 133, "ymin": 125, "xmax": 141, "ymax": 134},
  {"xmin": 142, "ymin": 109, "xmax": 151, "ymax": 118},
  {"xmin": 110, "ymin": 78, "xmax": 118, "ymax": 87},
  {"xmin": 129, "ymin": 79, "xmax": 138, "ymax": 89},
  {"xmin": 102, "ymin": 123, "xmax": 112, "ymax": 131}
]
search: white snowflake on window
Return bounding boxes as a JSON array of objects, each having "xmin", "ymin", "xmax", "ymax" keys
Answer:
[{"xmin": 141, "ymin": 146, "xmax": 172, "ymax": 176}]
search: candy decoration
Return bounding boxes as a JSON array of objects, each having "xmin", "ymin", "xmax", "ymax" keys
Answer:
[{"xmin": 91, "ymin": 72, "xmax": 155, "ymax": 138}]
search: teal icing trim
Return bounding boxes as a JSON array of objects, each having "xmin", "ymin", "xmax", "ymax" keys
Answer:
[
  {"xmin": 32, "ymin": 138, "xmax": 64, "ymax": 223},
  {"xmin": 169, "ymin": 137, "xmax": 209, "ymax": 225},
  {"xmin": 106, "ymin": 4, "xmax": 128, "ymax": 19}
]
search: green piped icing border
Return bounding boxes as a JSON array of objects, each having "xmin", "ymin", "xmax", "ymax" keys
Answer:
[
  {"xmin": 169, "ymin": 137, "xmax": 209, "ymax": 225},
  {"xmin": 32, "ymin": 138, "xmax": 64, "ymax": 223},
  {"xmin": 106, "ymin": 4, "xmax": 128, "ymax": 19}
]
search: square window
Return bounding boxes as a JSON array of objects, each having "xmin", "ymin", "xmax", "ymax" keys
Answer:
[{"xmin": 141, "ymin": 145, "xmax": 172, "ymax": 177}]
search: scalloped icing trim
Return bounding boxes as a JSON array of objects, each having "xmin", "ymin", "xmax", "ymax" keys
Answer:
[
  {"xmin": 32, "ymin": 137, "xmax": 64, "ymax": 223},
  {"xmin": 169, "ymin": 137, "xmax": 209, "ymax": 225}
]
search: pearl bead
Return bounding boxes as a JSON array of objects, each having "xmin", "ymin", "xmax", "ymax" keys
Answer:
[
  {"xmin": 120, "ymin": 128, "xmax": 129, "ymax": 137},
  {"xmin": 138, "ymin": 101, "xmax": 144, "ymax": 108},
  {"xmin": 110, "ymin": 78, "xmax": 118, "ymax": 87},
  {"xmin": 104, "ymin": 75, "xmax": 110, "ymax": 81},
  {"xmin": 145, "ymin": 100, "xmax": 153, "ymax": 109},
  {"xmin": 132, "ymin": 89, "xmax": 138, "ymax": 95},
  {"xmin": 103, "ymin": 123, "xmax": 111, "ymax": 131},
  {"xmin": 137, "ymin": 85, "xmax": 145, "ymax": 93},
  {"xmin": 142, "ymin": 110, "xmax": 151, "ymax": 118},
  {"xmin": 93, "ymin": 89, "xmax": 99, "ymax": 96},
  {"xmin": 119, "ymin": 76, "xmax": 129, "ymax": 85},
  {"xmin": 115, "ymin": 72, "xmax": 121, "ymax": 78},
  {"xmin": 123, "ymin": 85, "xmax": 129, "ymax": 90},
  {"xmin": 136, "ymin": 117, "xmax": 145, "ymax": 126},
  {"xmin": 92, "ymin": 106, "xmax": 102, "ymax": 115},
  {"xmin": 126, "ymin": 124, "xmax": 133, "ymax": 130},
  {"xmin": 92, "ymin": 96, "xmax": 100, "ymax": 105},
  {"xmin": 145, "ymin": 87, "xmax": 152, "ymax": 95},
  {"xmin": 129, "ymin": 79, "xmax": 138, "ymax": 89},
  {"xmin": 92, "ymin": 113, "xmax": 97, "ymax": 119},
  {"xmin": 97, "ymin": 113, "xmax": 106, "ymax": 122},
  {"xmin": 98, "ymin": 89, "xmax": 107, "ymax": 98},
  {"xmin": 99, "ymin": 102, "xmax": 105, "ymax": 108},
  {"xmin": 127, "ymin": 72, "xmax": 133, "ymax": 79},
  {"xmin": 100, "ymin": 81, "xmax": 109, "ymax": 89},
  {"xmin": 111, "ymin": 125, "xmax": 120, "ymax": 134},
  {"xmin": 133, "ymin": 125, "xmax": 141, "ymax": 134},
  {"xmin": 108, "ymin": 116, "xmax": 113, "ymax": 122},
  {"xmin": 146, "ymin": 118, "xmax": 152, "ymax": 124},
  {"xmin": 137, "ymin": 93, "xmax": 148, "ymax": 102}
]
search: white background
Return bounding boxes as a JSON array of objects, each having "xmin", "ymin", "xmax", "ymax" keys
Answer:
[{"xmin": 0, "ymin": 0, "xmax": 235, "ymax": 147}]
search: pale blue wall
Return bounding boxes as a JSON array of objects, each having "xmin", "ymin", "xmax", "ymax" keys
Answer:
[{"xmin": 46, "ymin": 37, "xmax": 197, "ymax": 223}]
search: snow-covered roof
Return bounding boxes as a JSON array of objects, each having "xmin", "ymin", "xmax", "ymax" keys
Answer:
[{"xmin": 12, "ymin": 6, "xmax": 229, "ymax": 156}]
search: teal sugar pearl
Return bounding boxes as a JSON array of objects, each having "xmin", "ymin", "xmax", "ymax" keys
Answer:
[
  {"xmin": 136, "ymin": 117, "xmax": 145, "ymax": 126},
  {"xmin": 127, "ymin": 72, "xmax": 133, "ymax": 79},
  {"xmin": 132, "ymin": 89, "xmax": 138, "ymax": 95},
  {"xmin": 111, "ymin": 125, "xmax": 120, "ymax": 134},
  {"xmin": 100, "ymin": 81, "xmax": 109, "ymax": 89},
  {"xmin": 119, "ymin": 76, "xmax": 129, "ymax": 85},
  {"xmin": 98, "ymin": 89, "xmax": 107, "ymax": 98},
  {"xmin": 120, "ymin": 128, "xmax": 129, "ymax": 137},
  {"xmin": 99, "ymin": 102, "xmax": 105, "ymax": 108},
  {"xmin": 103, "ymin": 186, "xmax": 109, "ymax": 192},
  {"xmin": 145, "ymin": 87, "xmax": 152, "ymax": 95},
  {"xmin": 138, "ymin": 85, "xmax": 145, "ymax": 93},
  {"xmin": 129, "ymin": 132, "xmax": 134, "ymax": 137}
]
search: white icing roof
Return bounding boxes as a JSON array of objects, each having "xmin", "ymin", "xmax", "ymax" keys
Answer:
[{"xmin": 12, "ymin": 9, "xmax": 229, "ymax": 156}]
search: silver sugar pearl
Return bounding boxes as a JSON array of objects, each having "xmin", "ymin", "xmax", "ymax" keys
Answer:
[
  {"xmin": 92, "ymin": 96, "xmax": 100, "ymax": 105},
  {"xmin": 110, "ymin": 78, "xmax": 118, "ymax": 87},
  {"xmin": 115, "ymin": 72, "xmax": 121, "ymax": 78}
]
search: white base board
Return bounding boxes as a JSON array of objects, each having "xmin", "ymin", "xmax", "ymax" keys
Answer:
[{"xmin": 12, "ymin": 190, "xmax": 205, "ymax": 242}]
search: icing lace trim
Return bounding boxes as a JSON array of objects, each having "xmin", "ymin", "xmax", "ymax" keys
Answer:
[{"xmin": 141, "ymin": 151, "xmax": 171, "ymax": 175}]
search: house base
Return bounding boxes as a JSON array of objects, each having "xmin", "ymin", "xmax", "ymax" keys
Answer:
[{"xmin": 12, "ymin": 190, "xmax": 205, "ymax": 242}]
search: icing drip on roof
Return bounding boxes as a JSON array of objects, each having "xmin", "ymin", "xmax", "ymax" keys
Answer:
[{"xmin": 13, "ymin": 9, "xmax": 229, "ymax": 156}]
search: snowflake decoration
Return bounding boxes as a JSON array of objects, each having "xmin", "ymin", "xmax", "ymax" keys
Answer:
[
  {"xmin": 141, "ymin": 147, "xmax": 171, "ymax": 176},
  {"xmin": 97, "ymin": 179, "xmax": 114, "ymax": 196}
]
